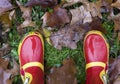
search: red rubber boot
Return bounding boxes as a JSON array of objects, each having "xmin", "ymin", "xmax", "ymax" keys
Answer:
[
  {"xmin": 83, "ymin": 30, "xmax": 109, "ymax": 84},
  {"xmin": 18, "ymin": 32, "xmax": 44, "ymax": 84}
]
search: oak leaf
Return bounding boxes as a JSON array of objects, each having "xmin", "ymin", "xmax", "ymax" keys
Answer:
[{"xmin": 46, "ymin": 58, "xmax": 77, "ymax": 84}]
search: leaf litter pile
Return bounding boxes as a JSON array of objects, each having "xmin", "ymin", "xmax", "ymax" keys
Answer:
[{"xmin": 0, "ymin": 0, "xmax": 120, "ymax": 84}]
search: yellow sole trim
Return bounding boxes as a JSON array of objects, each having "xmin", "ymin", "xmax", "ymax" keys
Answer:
[
  {"xmin": 86, "ymin": 62, "xmax": 106, "ymax": 70},
  {"xmin": 22, "ymin": 62, "xmax": 44, "ymax": 71}
]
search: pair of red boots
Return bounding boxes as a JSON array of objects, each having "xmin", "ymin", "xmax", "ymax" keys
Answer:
[{"xmin": 18, "ymin": 30, "xmax": 109, "ymax": 84}]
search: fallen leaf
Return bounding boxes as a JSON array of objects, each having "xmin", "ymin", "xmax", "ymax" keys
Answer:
[
  {"xmin": 113, "ymin": 77, "xmax": 120, "ymax": 84},
  {"xmin": 100, "ymin": 0, "xmax": 113, "ymax": 13},
  {"xmin": 85, "ymin": 0, "xmax": 102, "ymax": 18},
  {"xmin": 70, "ymin": 6, "xmax": 92, "ymax": 25},
  {"xmin": 0, "ymin": 67, "xmax": 12, "ymax": 84},
  {"xmin": 41, "ymin": 6, "xmax": 70, "ymax": 28},
  {"xmin": 63, "ymin": 0, "xmax": 88, "ymax": 7},
  {"xmin": 0, "ymin": 57, "xmax": 9, "ymax": 69},
  {"xmin": 89, "ymin": 18, "xmax": 107, "ymax": 34},
  {"xmin": 9, "ymin": 59, "xmax": 20, "ymax": 78},
  {"xmin": 70, "ymin": 0, "xmax": 104, "ymax": 25},
  {"xmin": 25, "ymin": 0, "xmax": 58, "ymax": 8},
  {"xmin": 109, "ymin": 56, "xmax": 120, "ymax": 84},
  {"xmin": 9, "ymin": 10, "xmax": 16, "ymax": 21},
  {"xmin": 0, "ymin": 22, "xmax": 3, "ymax": 43},
  {"xmin": 0, "ymin": 44, "xmax": 11, "ymax": 57},
  {"xmin": 0, "ymin": 12, "xmax": 12, "ymax": 28},
  {"xmin": 111, "ymin": 0, "xmax": 120, "ymax": 9},
  {"xmin": 50, "ymin": 22, "xmax": 86, "ymax": 49},
  {"xmin": 0, "ymin": 10, "xmax": 15, "ymax": 34},
  {"xmin": 109, "ymin": 13, "xmax": 120, "ymax": 41},
  {"xmin": 114, "ymin": 20, "xmax": 120, "ymax": 40},
  {"xmin": 41, "ymin": 12, "xmax": 51, "ymax": 28},
  {"xmin": 0, "ymin": 0, "xmax": 14, "ymax": 15},
  {"xmin": 0, "ymin": 58, "xmax": 19, "ymax": 84},
  {"xmin": 16, "ymin": 1, "xmax": 36, "ymax": 29},
  {"xmin": 46, "ymin": 58, "xmax": 77, "ymax": 84}
]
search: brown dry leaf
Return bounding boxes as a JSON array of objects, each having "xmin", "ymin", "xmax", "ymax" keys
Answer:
[
  {"xmin": 70, "ymin": 6, "xmax": 92, "ymax": 25},
  {"xmin": 70, "ymin": 0, "xmax": 104, "ymax": 25},
  {"xmin": 114, "ymin": 19, "xmax": 120, "ymax": 41},
  {"xmin": 89, "ymin": 18, "xmax": 107, "ymax": 34},
  {"xmin": 0, "ymin": 58, "xmax": 19, "ymax": 84},
  {"xmin": 50, "ymin": 22, "xmax": 86, "ymax": 50},
  {"xmin": 0, "ymin": 12, "xmax": 12, "ymax": 28},
  {"xmin": 0, "ymin": 44, "xmax": 11, "ymax": 57},
  {"xmin": 109, "ymin": 13, "xmax": 120, "ymax": 41},
  {"xmin": 0, "ymin": 0, "xmax": 14, "ymax": 16},
  {"xmin": 111, "ymin": 0, "xmax": 120, "ymax": 9},
  {"xmin": 41, "ymin": 6, "xmax": 70, "ymax": 28},
  {"xmin": 100, "ymin": 0, "xmax": 113, "ymax": 14},
  {"xmin": 46, "ymin": 58, "xmax": 77, "ymax": 84},
  {"xmin": 10, "ymin": 59, "xmax": 20, "ymax": 78},
  {"xmin": 9, "ymin": 10, "xmax": 16, "ymax": 21},
  {"xmin": 113, "ymin": 77, "xmax": 120, "ymax": 84},
  {"xmin": 0, "ymin": 22, "xmax": 3, "ymax": 43},
  {"xmin": 85, "ymin": 0, "xmax": 102, "ymax": 18},
  {"xmin": 16, "ymin": 1, "xmax": 36, "ymax": 29},
  {"xmin": 0, "ymin": 57, "xmax": 9, "ymax": 69},
  {"xmin": 63, "ymin": 0, "xmax": 88, "ymax": 7},
  {"xmin": 109, "ymin": 56, "xmax": 120, "ymax": 84},
  {"xmin": 25, "ymin": 0, "xmax": 58, "ymax": 8},
  {"xmin": 0, "ymin": 10, "xmax": 15, "ymax": 35}
]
